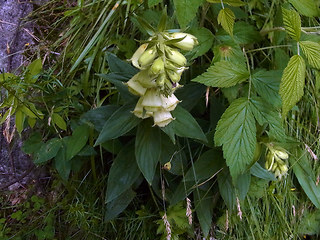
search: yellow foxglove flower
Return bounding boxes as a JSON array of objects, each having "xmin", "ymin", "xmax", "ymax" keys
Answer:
[
  {"xmin": 138, "ymin": 46, "xmax": 157, "ymax": 68},
  {"xmin": 126, "ymin": 77, "xmax": 147, "ymax": 96},
  {"xmin": 133, "ymin": 97, "xmax": 153, "ymax": 119},
  {"xmin": 165, "ymin": 47, "xmax": 187, "ymax": 67},
  {"xmin": 150, "ymin": 57, "xmax": 165, "ymax": 75},
  {"xmin": 170, "ymin": 32, "xmax": 198, "ymax": 51},
  {"xmin": 141, "ymin": 88, "xmax": 162, "ymax": 112},
  {"xmin": 153, "ymin": 110, "xmax": 174, "ymax": 127},
  {"xmin": 131, "ymin": 43, "xmax": 148, "ymax": 69},
  {"xmin": 161, "ymin": 94, "xmax": 180, "ymax": 111}
]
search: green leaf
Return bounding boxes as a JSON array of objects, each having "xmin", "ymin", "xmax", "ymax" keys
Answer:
[
  {"xmin": 184, "ymin": 149, "xmax": 224, "ymax": 182},
  {"xmin": 187, "ymin": 27, "xmax": 214, "ymax": 60},
  {"xmin": 106, "ymin": 143, "xmax": 141, "ymax": 203},
  {"xmin": 192, "ymin": 61, "xmax": 249, "ymax": 88},
  {"xmin": 250, "ymin": 162, "xmax": 276, "ymax": 181},
  {"xmin": 218, "ymin": 8, "xmax": 235, "ymax": 37},
  {"xmin": 235, "ymin": 172, "xmax": 251, "ymax": 200},
  {"xmin": 290, "ymin": 149, "xmax": 320, "ymax": 209},
  {"xmin": 218, "ymin": 169, "xmax": 236, "ymax": 209},
  {"xmin": 289, "ymin": 0, "xmax": 319, "ymax": 17},
  {"xmin": 106, "ymin": 53, "xmax": 138, "ymax": 77},
  {"xmin": 25, "ymin": 59, "xmax": 42, "ymax": 83},
  {"xmin": 282, "ymin": 7, "xmax": 301, "ymax": 41},
  {"xmin": 250, "ymin": 97, "xmax": 286, "ymax": 141},
  {"xmin": 279, "ymin": 55, "xmax": 306, "ymax": 118},
  {"xmin": 135, "ymin": 120, "xmax": 161, "ymax": 184},
  {"xmin": 212, "ymin": 41, "xmax": 245, "ymax": 64},
  {"xmin": 299, "ymin": 41, "xmax": 320, "ymax": 69},
  {"xmin": 52, "ymin": 113, "xmax": 67, "ymax": 131},
  {"xmin": 194, "ymin": 190, "xmax": 214, "ymax": 237},
  {"xmin": 80, "ymin": 105, "xmax": 119, "ymax": 132},
  {"xmin": 105, "ymin": 189, "xmax": 136, "ymax": 221},
  {"xmin": 173, "ymin": 0, "xmax": 203, "ymax": 28},
  {"xmin": 148, "ymin": 0, "xmax": 162, "ymax": 7},
  {"xmin": 171, "ymin": 105, "xmax": 207, "ymax": 142},
  {"xmin": 34, "ymin": 138, "xmax": 62, "ymax": 164},
  {"xmin": 215, "ymin": 98, "xmax": 256, "ymax": 180},
  {"xmin": 95, "ymin": 104, "xmax": 141, "ymax": 145},
  {"xmin": 65, "ymin": 124, "xmax": 90, "ymax": 161},
  {"xmin": 251, "ymin": 69, "xmax": 282, "ymax": 107},
  {"xmin": 22, "ymin": 132, "xmax": 43, "ymax": 155},
  {"xmin": 207, "ymin": 0, "xmax": 245, "ymax": 7},
  {"xmin": 175, "ymin": 82, "xmax": 206, "ymax": 111},
  {"xmin": 54, "ymin": 139, "xmax": 71, "ymax": 181},
  {"xmin": 15, "ymin": 110, "xmax": 25, "ymax": 134}
]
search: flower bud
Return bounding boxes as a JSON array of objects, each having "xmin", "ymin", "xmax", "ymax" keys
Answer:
[
  {"xmin": 279, "ymin": 164, "xmax": 288, "ymax": 174},
  {"xmin": 153, "ymin": 110, "xmax": 174, "ymax": 127},
  {"xmin": 274, "ymin": 149, "xmax": 289, "ymax": 160},
  {"xmin": 133, "ymin": 97, "xmax": 153, "ymax": 119},
  {"xmin": 141, "ymin": 88, "xmax": 162, "ymax": 112},
  {"xmin": 167, "ymin": 69, "xmax": 182, "ymax": 83},
  {"xmin": 131, "ymin": 43, "xmax": 148, "ymax": 69},
  {"xmin": 165, "ymin": 47, "xmax": 187, "ymax": 67},
  {"xmin": 126, "ymin": 76, "xmax": 147, "ymax": 96},
  {"xmin": 170, "ymin": 32, "xmax": 198, "ymax": 51},
  {"xmin": 156, "ymin": 73, "xmax": 166, "ymax": 87},
  {"xmin": 138, "ymin": 46, "xmax": 157, "ymax": 68},
  {"xmin": 161, "ymin": 94, "xmax": 180, "ymax": 111},
  {"xmin": 136, "ymin": 70, "xmax": 157, "ymax": 88},
  {"xmin": 150, "ymin": 57, "xmax": 165, "ymax": 75}
]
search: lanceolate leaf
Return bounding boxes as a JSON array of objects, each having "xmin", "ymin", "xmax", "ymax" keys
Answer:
[
  {"xmin": 65, "ymin": 124, "xmax": 90, "ymax": 161},
  {"xmin": 251, "ymin": 69, "xmax": 282, "ymax": 107},
  {"xmin": 95, "ymin": 104, "xmax": 141, "ymax": 145},
  {"xmin": 299, "ymin": 41, "xmax": 320, "ymax": 69},
  {"xmin": 173, "ymin": 0, "xmax": 203, "ymax": 28},
  {"xmin": 194, "ymin": 190, "xmax": 214, "ymax": 237},
  {"xmin": 215, "ymin": 98, "xmax": 256, "ymax": 180},
  {"xmin": 279, "ymin": 55, "xmax": 306, "ymax": 118},
  {"xmin": 290, "ymin": 149, "xmax": 320, "ymax": 209},
  {"xmin": 288, "ymin": 0, "xmax": 319, "ymax": 17},
  {"xmin": 218, "ymin": 8, "xmax": 235, "ymax": 37},
  {"xmin": 192, "ymin": 61, "xmax": 249, "ymax": 88},
  {"xmin": 135, "ymin": 120, "xmax": 161, "ymax": 184},
  {"xmin": 282, "ymin": 8, "xmax": 301, "ymax": 41},
  {"xmin": 207, "ymin": 0, "xmax": 245, "ymax": 7},
  {"xmin": 106, "ymin": 143, "xmax": 141, "ymax": 203}
]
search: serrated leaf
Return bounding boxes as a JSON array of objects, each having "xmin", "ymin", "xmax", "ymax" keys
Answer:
[
  {"xmin": 173, "ymin": 0, "xmax": 203, "ymax": 28},
  {"xmin": 279, "ymin": 55, "xmax": 306, "ymax": 118},
  {"xmin": 250, "ymin": 97, "xmax": 286, "ymax": 141},
  {"xmin": 106, "ymin": 143, "xmax": 140, "ymax": 203},
  {"xmin": 251, "ymin": 69, "xmax": 282, "ymax": 107},
  {"xmin": 135, "ymin": 120, "xmax": 161, "ymax": 184},
  {"xmin": 300, "ymin": 41, "xmax": 320, "ymax": 69},
  {"xmin": 215, "ymin": 98, "xmax": 256, "ymax": 180},
  {"xmin": 95, "ymin": 104, "xmax": 141, "ymax": 145},
  {"xmin": 192, "ymin": 61, "xmax": 249, "ymax": 88},
  {"xmin": 218, "ymin": 8, "xmax": 235, "ymax": 37},
  {"xmin": 289, "ymin": 0, "xmax": 319, "ymax": 17},
  {"xmin": 207, "ymin": 0, "xmax": 245, "ymax": 7},
  {"xmin": 282, "ymin": 8, "xmax": 301, "ymax": 41}
]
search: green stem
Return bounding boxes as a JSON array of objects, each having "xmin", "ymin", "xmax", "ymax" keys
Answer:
[{"xmin": 89, "ymin": 127, "xmax": 97, "ymax": 181}]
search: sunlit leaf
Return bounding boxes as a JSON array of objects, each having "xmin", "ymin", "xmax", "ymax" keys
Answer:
[
  {"xmin": 279, "ymin": 55, "xmax": 306, "ymax": 118},
  {"xmin": 289, "ymin": 0, "xmax": 319, "ymax": 17},
  {"xmin": 299, "ymin": 41, "xmax": 320, "ymax": 69},
  {"xmin": 218, "ymin": 8, "xmax": 235, "ymax": 37},
  {"xmin": 173, "ymin": 0, "xmax": 203, "ymax": 28},
  {"xmin": 207, "ymin": 0, "xmax": 245, "ymax": 7},
  {"xmin": 282, "ymin": 7, "xmax": 301, "ymax": 41}
]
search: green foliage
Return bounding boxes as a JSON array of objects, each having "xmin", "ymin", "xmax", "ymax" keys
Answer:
[
  {"xmin": 282, "ymin": 7, "xmax": 301, "ymax": 41},
  {"xmin": 215, "ymin": 98, "xmax": 256, "ymax": 180},
  {"xmin": 173, "ymin": 0, "xmax": 203, "ymax": 28},
  {"xmin": 279, "ymin": 55, "xmax": 306, "ymax": 118},
  {"xmin": 217, "ymin": 8, "xmax": 235, "ymax": 37},
  {"xmin": 299, "ymin": 41, "xmax": 320, "ymax": 69}
]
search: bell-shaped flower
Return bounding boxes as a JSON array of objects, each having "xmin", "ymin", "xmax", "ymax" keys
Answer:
[
  {"xmin": 131, "ymin": 43, "xmax": 148, "ymax": 69},
  {"xmin": 141, "ymin": 88, "xmax": 163, "ymax": 112},
  {"xmin": 133, "ymin": 97, "xmax": 153, "ymax": 119},
  {"xmin": 161, "ymin": 94, "xmax": 180, "ymax": 111},
  {"xmin": 153, "ymin": 110, "xmax": 174, "ymax": 127},
  {"xmin": 126, "ymin": 76, "xmax": 147, "ymax": 96},
  {"xmin": 170, "ymin": 32, "xmax": 198, "ymax": 51},
  {"xmin": 136, "ymin": 70, "xmax": 157, "ymax": 88}
]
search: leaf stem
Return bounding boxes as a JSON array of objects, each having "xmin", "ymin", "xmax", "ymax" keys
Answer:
[
  {"xmin": 297, "ymin": 42, "xmax": 300, "ymax": 56},
  {"xmin": 220, "ymin": 0, "xmax": 225, "ymax": 9}
]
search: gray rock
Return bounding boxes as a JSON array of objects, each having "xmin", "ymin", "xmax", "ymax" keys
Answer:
[{"xmin": 0, "ymin": 0, "xmax": 40, "ymax": 190}]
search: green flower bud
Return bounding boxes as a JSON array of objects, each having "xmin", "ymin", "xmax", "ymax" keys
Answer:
[
  {"xmin": 279, "ymin": 164, "xmax": 288, "ymax": 174},
  {"xmin": 170, "ymin": 32, "xmax": 198, "ymax": 51},
  {"xmin": 136, "ymin": 70, "xmax": 157, "ymax": 88},
  {"xmin": 161, "ymin": 94, "xmax": 180, "ymax": 111},
  {"xmin": 150, "ymin": 57, "xmax": 165, "ymax": 75},
  {"xmin": 274, "ymin": 149, "xmax": 289, "ymax": 160},
  {"xmin": 138, "ymin": 46, "xmax": 157, "ymax": 68},
  {"xmin": 265, "ymin": 150, "xmax": 275, "ymax": 171},
  {"xmin": 156, "ymin": 73, "xmax": 166, "ymax": 87},
  {"xmin": 165, "ymin": 47, "xmax": 187, "ymax": 67},
  {"xmin": 167, "ymin": 69, "xmax": 182, "ymax": 83},
  {"xmin": 141, "ymin": 88, "xmax": 162, "ymax": 112},
  {"xmin": 126, "ymin": 76, "xmax": 147, "ymax": 96},
  {"xmin": 131, "ymin": 43, "xmax": 148, "ymax": 69},
  {"xmin": 133, "ymin": 97, "xmax": 153, "ymax": 119},
  {"xmin": 153, "ymin": 110, "xmax": 174, "ymax": 127}
]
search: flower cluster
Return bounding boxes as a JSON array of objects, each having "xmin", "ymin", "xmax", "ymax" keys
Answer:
[
  {"xmin": 127, "ymin": 32, "xmax": 198, "ymax": 127},
  {"xmin": 265, "ymin": 145, "xmax": 289, "ymax": 179}
]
